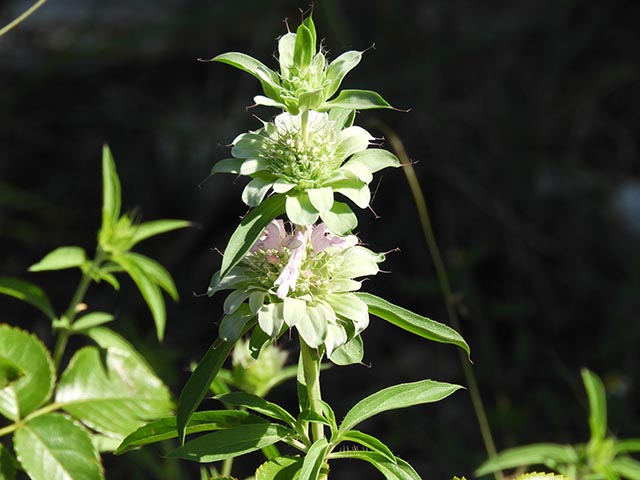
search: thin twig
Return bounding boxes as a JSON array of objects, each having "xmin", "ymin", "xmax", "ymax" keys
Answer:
[{"xmin": 0, "ymin": 0, "xmax": 49, "ymax": 37}]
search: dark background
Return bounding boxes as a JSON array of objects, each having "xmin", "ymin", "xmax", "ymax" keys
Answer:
[{"xmin": 1, "ymin": 0, "xmax": 639, "ymax": 478}]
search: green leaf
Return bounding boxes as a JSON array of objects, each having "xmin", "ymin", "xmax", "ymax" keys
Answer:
[
  {"xmin": 211, "ymin": 157, "xmax": 244, "ymax": 175},
  {"xmin": 475, "ymin": 444, "xmax": 579, "ymax": 477},
  {"xmin": 615, "ymin": 439, "xmax": 640, "ymax": 455},
  {"xmin": 177, "ymin": 337, "xmax": 236, "ymax": 444},
  {"xmin": 14, "ymin": 413, "xmax": 104, "ymax": 480},
  {"xmin": 243, "ymin": 176, "xmax": 274, "ymax": 207},
  {"xmin": 338, "ymin": 379, "xmax": 463, "ymax": 435},
  {"xmin": 0, "ymin": 277, "xmax": 55, "ymax": 320},
  {"xmin": 112, "ymin": 253, "xmax": 166, "ymax": 341},
  {"xmin": 329, "ymin": 107, "xmax": 356, "ymax": 129},
  {"xmin": 130, "ymin": 219, "xmax": 191, "ymax": 247},
  {"xmin": 320, "ymin": 201, "xmax": 357, "ymax": 235},
  {"xmin": 0, "ymin": 356, "xmax": 24, "ymax": 389},
  {"xmin": 294, "ymin": 24, "xmax": 314, "ymax": 68},
  {"xmin": 332, "ymin": 179, "xmax": 370, "ymax": 209},
  {"xmin": 322, "ymin": 89, "xmax": 393, "ymax": 111},
  {"xmin": 286, "ymin": 193, "xmax": 320, "ymax": 226},
  {"xmin": 126, "ymin": 252, "xmax": 179, "ymax": 301},
  {"xmin": 211, "ymin": 52, "xmax": 282, "ymax": 101},
  {"xmin": 219, "ymin": 306, "xmax": 255, "ymax": 343},
  {"xmin": 339, "ymin": 430, "xmax": 396, "ymax": 464},
  {"xmin": 307, "ymin": 187, "xmax": 334, "ymax": 214},
  {"xmin": 28, "ymin": 246, "xmax": 87, "ymax": 272},
  {"xmin": 220, "ymin": 194, "xmax": 287, "ymax": 278},
  {"xmin": 329, "ymin": 334, "xmax": 364, "ymax": 366},
  {"xmin": 101, "ymin": 144, "xmax": 121, "ymax": 227},
  {"xmin": 581, "ymin": 369, "xmax": 607, "ymax": 442},
  {"xmin": 325, "ymin": 51, "xmax": 362, "ymax": 99},
  {"xmin": 0, "ymin": 443, "xmax": 17, "ymax": 480},
  {"xmin": 0, "ymin": 325, "xmax": 54, "ymax": 420},
  {"xmin": 116, "ymin": 410, "xmax": 267, "ymax": 454},
  {"xmin": 56, "ymin": 344, "xmax": 172, "ymax": 438},
  {"xmin": 299, "ymin": 438, "xmax": 328, "ymax": 480},
  {"xmin": 168, "ymin": 423, "xmax": 293, "ymax": 462},
  {"xmin": 356, "ymin": 293, "xmax": 471, "ymax": 358},
  {"xmin": 332, "ymin": 450, "xmax": 421, "ymax": 480},
  {"xmin": 610, "ymin": 456, "xmax": 640, "ymax": 480},
  {"xmin": 256, "ymin": 456, "xmax": 303, "ymax": 480},
  {"xmin": 215, "ymin": 392, "xmax": 297, "ymax": 428},
  {"xmin": 346, "ymin": 149, "xmax": 401, "ymax": 174},
  {"xmin": 71, "ymin": 312, "xmax": 115, "ymax": 331}
]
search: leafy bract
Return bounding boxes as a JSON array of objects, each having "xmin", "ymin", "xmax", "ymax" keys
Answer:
[
  {"xmin": 321, "ymin": 90, "xmax": 393, "ymax": 111},
  {"xmin": 14, "ymin": 413, "xmax": 104, "ymax": 480},
  {"xmin": 0, "ymin": 325, "xmax": 54, "ymax": 420},
  {"xmin": 168, "ymin": 423, "xmax": 293, "ymax": 463},
  {"xmin": 356, "ymin": 292, "xmax": 470, "ymax": 358},
  {"xmin": 56, "ymin": 332, "xmax": 172, "ymax": 438},
  {"xmin": 0, "ymin": 277, "xmax": 55, "ymax": 320},
  {"xmin": 338, "ymin": 379, "xmax": 462, "ymax": 435}
]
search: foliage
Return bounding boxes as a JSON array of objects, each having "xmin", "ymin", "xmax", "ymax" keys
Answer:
[
  {"xmin": 476, "ymin": 369, "xmax": 640, "ymax": 479},
  {"xmin": 0, "ymin": 146, "xmax": 188, "ymax": 478}
]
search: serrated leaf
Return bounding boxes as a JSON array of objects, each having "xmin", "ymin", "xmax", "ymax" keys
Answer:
[
  {"xmin": 112, "ymin": 253, "xmax": 166, "ymax": 341},
  {"xmin": 55, "ymin": 344, "xmax": 172, "ymax": 438},
  {"xmin": 0, "ymin": 277, "xmax": 55, "ymax": 319},
  {"xmin": 215, "ymin": 392, "xmax": 297, "ymax": 428},
  {"xmin": 356, "ymin": 293, "xmax": 471, "ymax": 358},
  {"xmin": 28, "ymin": 246, "xmax": 86, "ymax": 272},
  {"xmin": 220, "ymin": 194, "xmax": 286, "ymax": 279},
  {"xmin": 0, "ymin": 325, "xmax": 54, "ymax": 420},
  {"xmin": 338, "ymin": 379, "xmax": 462, "ymax": 435},
  {"xmin": 256, "ymin": 456, "xmax": 302, "ymax": 480},
  {"xmin": 129, "ymin": 219, "xmax": 191, "ymax": 247},
  {"xmin": 71, "ymin": 312, "xmax": 114, "ymax": 332},
  {"xmin": 14, "ymin": 413, "xmax": 104, "ymax": 480},
  {"xmin": 475, "ymin": 444, "xmax": 579, "ymax": 477},
  {"xmin": 581, "ymin": 369, "xmax": 607, "ymax": 442},
  {"xmin": 116, "ymin": 410, "xmax": 267, "ymax": 454},
  {"xmin": 177, "ymin": 338, "xmax": 236, "ymax": 444},
  {"xmin": 339, "ymin": 430, "xmax": 396, "ymax": 464},
  {"xmin": 126, "ymin": 252, "xmax": 179, "ymax": 301},
  {"xmin": 0, "ymin": 356, "xmax": 24, "ymax": 389},
  {"xmin": 299, "ymin": 438, "xmax": 328, "ymax": 480},
  {"xmin": 101, "ymin": 144, "xmax": 121, "ymax": 227},
  {"xmin": 332, "ymin": 450, "xmax": 421, "ymax": 480},
  {"xmin": 168, "ymin": 423, "xmax": 293, "ymax": 462},
  {"xmin": 322, "ymin": 89, "xmax": 393, "ymax": 111}
]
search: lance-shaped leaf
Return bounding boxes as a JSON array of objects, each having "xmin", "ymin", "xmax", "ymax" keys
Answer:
[
  {"xmin": 328, "ymin": 334, "xmax": 364, "ymax": 366},
  {"xmin": 339, "ymin": 430, "xmax": 396, "ymax": 463},
  {"xmin": 215, "ymin": 392, "xmax": 297, "ymax": 428},
  {"xmin": 101, "ymin": 144, "xmax": 121, "ymax": 228},
  {"xmin": 126, "ymin": 252, "xmax": 179, "ymax": 301},
  {"xmin": 210, "ymin": 52, "xmax": 282, "ymax": 101},
  {"xmin": 356, "ymin": 293, "xmax": 470, "ymax": 358},
  {"xmin": 129, "ymin": 219, "xmax": 191, "ymax": 248},
  {"xmin": 112, "ymin": 253, "xmax": 166, "ymax": 340},
  {"xmin": 0, "ymin": 325, "xmax": 54, "ymax": 421},
  {"xmin": 56, "ymin": 343, "xmax": 172, "ymax": 438},
  {"xmin": 581, "ymin": 369, "xmax": 607, "ymax": 443},
  {"xmin": 325, "ymin": 51, "xmax": 362, "ymax": 99},
  {"xmin": 0, "ymin": 277, "xmax": 55, "ymax": 320},
  {"xmin": 116, "ymin": 410, "xmax": 267, "ymax": 454},
  {"xmin": 299, "ymin": 438, "xmax": 328, "ymax": 480},
  {"xmin": 28, "ymin": 246, "xmax": 86, "ymax": 272},
  {"xmin": 475, "ymin": 444, "xmax": 579, "ymax": 477},
  {"xmin": 322, "ymin": 89, "xmax": 394, "ymax": 111},
  {"xmin": 331, "ymin": 450, "xmax": 421, "ymax": 480},
  {"xmin": 14, "ymin": 413, "xmax": 104, "ymax": 480},
  {"xmin": 168, "ymin": 423, "xmax": 293, "ymax": 463},
  {"xmin": 615, "ymin": 439, "xmax": 640, "ymax": 455},
  {"xmin": 177, "ymin": 337, "xmax": 236, "ymax": 444},
  {"xmin": 70, "ymin": 312, "xmax": 114, "ymax": 332},
  {"xmin": 609, "ymin": 456, "xmax": 640, "ymax": 480},
  {"xmin": 338, "ymin": 379, "xmax": 462, "ymax": 436},
  {"xmin": 220, "ymin": 194, "xmax": 286, "ymax": 279}
]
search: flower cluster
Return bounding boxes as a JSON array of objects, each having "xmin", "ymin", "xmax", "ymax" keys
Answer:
[{"xmin": 210, "ymin": 220, "xmax": 384, "ymax": 359}]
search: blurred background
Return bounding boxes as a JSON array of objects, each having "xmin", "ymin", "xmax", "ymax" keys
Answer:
[{"xmin": 1, "ymin": 0, "xmax": 639, "ymax": 478}]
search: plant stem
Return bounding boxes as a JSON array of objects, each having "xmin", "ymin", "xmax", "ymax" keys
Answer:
[
  {"xmin": 0, "ymin": 402, "xmax": 62, "ymax": 437},
  {"xmin": 300, "ymin": 340, "xmax": 325, "ymax": 442},
  {"xmin": 52, "ymin": 251, "xmax": 105, "ymax": 370},
  {"xmin": 301, "ymin": 109, "xmax": 310, "ymax": 143},
  {"xmin": 220, "ymin": 457, "xmax": 233, "ymax": 477},
  {"xmin": 374, "ymin": 122, "xmax": 504, "ymax": 480},
  {"xmin": 0, "ymin": 0, "xmax": 48, "ymax": 36}
]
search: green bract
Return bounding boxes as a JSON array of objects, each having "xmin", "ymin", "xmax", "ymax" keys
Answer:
[
  {"xmin": 212, "ymin": 110, "xmax": 400, "ymax": 233},
  {"xmin": 208, "ymin": 17, "xmax": 393, "ymax": 114},
  {"xmin": 209, "ymin": 220, "xmax": 383, "ymax": 359}
]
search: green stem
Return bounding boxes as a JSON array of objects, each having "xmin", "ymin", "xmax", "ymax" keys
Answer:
[
  {"xmin": 0, "ymin": 0, "xmax": 48, "ymax": 36},
  {"xmin": 375, "ymin": 122, "xmax": 504, "ymax": 480},
  {"xmin": 0, "ymin": 402, "xmax": 63, "ymax": 438},
  {"xmin": 300, "ymin": 340, "xmax": 324, "ymax": 442},
  {"xmin": 52, "ymin": 251, "xmax": 105, "ymax": 370},
  {"xmin": 301, "ymin": 109, "xmax": 310, "ymax": 143},
  {"xmin": 220, "ymin": 457, "xmax": 233, "ymax": 477}
]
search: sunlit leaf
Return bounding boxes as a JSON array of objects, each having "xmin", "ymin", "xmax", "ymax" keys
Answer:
[
  {"xmin": 331, "ymin": 450, "xmax": 421, "ymax": 480},
  {"xmin": 130, "ymin": 219, "xmax": 191, "ymax": 248},
  {"xmin": 581, "ymin": 369, "xmax": 607, "ymax": 442},
  {"xmin": 28, "ymin": 246, "xmax": 87, "ymax": 272},
  {"xmin": 320, "ymin": 201, "xmax": 357, "ymax": 235},
  {"xmin": 71, "ymin": 312, "xmax": 114, "ymax": 332},
  {"xmin": 0, "ymin": 325, "xmax": 54, "ymax": 420},
  {"xmin": 256, "ymin": 456, "xmax": 302, "ymax": 480},
  {"xmin": 475, "ymin": 444, "xmax": 579, "ymax": 477},
  {"xmin": 299, "ymin": 438, "xmax": 328, "ymax": 480},
  {"xmin": 328, "ymin": 334, "xmax": 363, "ymax": 366},
  {"xmin": 210, "ymin": 52, "xmax": 282, "ymax": 101},
  {"xmin": 101, "ymin": 144, "xmax": 121, "ymax": 228},
  {"xmin": 322, "ymin": 89, "xmax": 393, "ymax": 111},
  {"xmin": 0, "ymin": 277, "xmax": 55, "ymax": 320},
  {"xmin": 14, "ymin": 413, "xmax": 104, "ymax": 480},
  {"xmin": 215, "ymin": 392, "xmax": 297, "ymax": 428},
  {"xmin": 339, "ymin": 430, "xmax": 396, "ymax": 464},
  {"xmin": 126, "ymin": 252, "xmax": 179, "ymax": 301}
]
